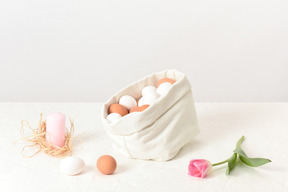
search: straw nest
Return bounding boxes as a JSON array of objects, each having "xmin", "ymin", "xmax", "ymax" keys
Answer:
[{"xmin": 17, "ymin": 113, "xmax": 74, "ymax": 158}]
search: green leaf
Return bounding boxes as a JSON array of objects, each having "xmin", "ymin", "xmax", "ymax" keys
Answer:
[
  {"xmin": 239, "ymin": 156, "xmax": 271, "ymax": 167},
  {"xmin": 234, "ymin": 147, "xmax": 248, "ymax": 158},
  {"xmin": 233, "ymin": 136, "xmax": 271, "ymax": 167},
  {"xmin": 226, "ymin": 153, "xmax": 237, "ymax": 175},
  {"xmin": 236, "ymin": 136, "xmax": 245, "ymax": 148}
]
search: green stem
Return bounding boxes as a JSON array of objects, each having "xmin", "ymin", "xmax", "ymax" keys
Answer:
[
  {"xmin": 212, "ymin": 136, "xmax": 245, "ymax": 167},
  {"xmin": 212, "ymin": 158, "xmax": 230, "ymax": 166}
]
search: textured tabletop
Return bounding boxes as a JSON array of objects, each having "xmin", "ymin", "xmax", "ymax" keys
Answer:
[{"xmin": 0, "ymin": 103, "xmax": 287, "ymax": 192}]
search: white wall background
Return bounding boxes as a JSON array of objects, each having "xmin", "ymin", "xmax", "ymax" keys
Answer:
[{"xmin": 0, "ymin": 0, "xmax": 287, "ymax": 102}]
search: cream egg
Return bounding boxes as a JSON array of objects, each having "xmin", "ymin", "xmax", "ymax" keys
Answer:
[
  {"xmin": 138, "ymin": 97, "xmax": 144, "ymax": 107},
  {"xmin": 142, "ymin": 92, "xmax": 159, "ymax": 106},
  {"xmin": 106, "ymin": 113, "xmax": 122, "ymax": 122},
  {"xmin": 60, "ymin": 156, "xmax": 85, "ymax": 176},
  {"xmin": 142, "ymin": 86, "xmax": 157, "ymax": 97},
  {"xmin": 119, "ymin": 95, "xmax": 137, "ymax": 111},
  {"xmin": 156, "ymin": 82, "xmax": 172, "ymax": 96}
]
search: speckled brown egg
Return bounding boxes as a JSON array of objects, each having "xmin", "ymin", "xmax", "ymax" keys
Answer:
[{"xmin": 108, "ymin": 103, "xmax": 128, "ymax": 116}]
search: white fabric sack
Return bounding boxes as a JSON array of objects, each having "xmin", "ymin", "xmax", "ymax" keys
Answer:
[{"xmin": 101, "ymin": 70, "xmax": 199, "ymax": 161}]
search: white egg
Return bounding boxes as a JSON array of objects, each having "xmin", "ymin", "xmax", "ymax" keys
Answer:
[
  {"xmin": 143, "ymin": 92, "xmax": 159, "ymax": 105},
  {"xmin": 156, "ymin": 82, "xmax": 172, "ymax": 96},
  {"xmin": 106, "ymin": 113, "xmax": 122, "ymax": 122},
  {"xmin": 138, "ymin": 97, "xmax": 144, "ymax": 107},
  {"xmin": 60, "ymin": 156, "xmax": 85, "ymax": 176},
  {"xmin": 142, "ymin": 86, "xmax": 157, "ymax": 97},
  {"xmin": 119, "ymin": 95, "xmax": 137, "ymax": 110}
]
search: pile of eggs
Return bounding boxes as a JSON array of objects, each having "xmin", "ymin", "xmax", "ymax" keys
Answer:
[
  {"xmin": 60, "ymin": 155, "xmax": 117, "ymax": 176},
  {"xmin": 107, "ymin": 77, "xmax": 176, "ymax": 122}
]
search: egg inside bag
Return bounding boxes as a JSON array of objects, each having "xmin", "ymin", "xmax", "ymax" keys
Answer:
[
  {"xmin": 102, "ymin": 69, "xmax": 199, "ymax": 161},
  {"xmin": 119, "ymin": 95, "xmax": 137, "ymax": 111}
]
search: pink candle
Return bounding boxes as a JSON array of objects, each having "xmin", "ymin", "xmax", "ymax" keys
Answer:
[{"xmin": 46, "ymin": 112, "xmax": 66, "ymax": 148}]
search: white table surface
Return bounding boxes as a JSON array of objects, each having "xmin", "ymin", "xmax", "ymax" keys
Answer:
[{"xmin": 0, "ymin": 103, "xmax": 287, "ymax": 192}]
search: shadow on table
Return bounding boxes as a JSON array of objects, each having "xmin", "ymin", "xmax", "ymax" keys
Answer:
[
  {"xmin": 80, "ymin": 165, "xmax": 95, "ymax": 175},
  {"xmin": 173, "ymin": 104, "xmax": 274, "ymax": 161},
  {"xmin": 115, "ymin": 164, "xmax": 129, "ymax": 175}
]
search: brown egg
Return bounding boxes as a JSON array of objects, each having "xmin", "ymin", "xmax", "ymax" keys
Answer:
[
  {"xmin": 138, "ymin": 105, "xmax": 149, "ymax": 112},
  {"xmin": 129, "ymin": 106, "xmax": 140, "ymax": 113},
  {"xmin": 108, "ymin": 104, "xmax": 128, "ymax": 116},
  {"xmin": 97, "ymin": 155, "xmax": 117, "ymax": 175},
  {"xmin": 157, "ymin": 78, "xmax": 176, "ymax": 87},
  {"xmin": 129, "ymin": 105, "xmax": 149, "ymax": 113}
]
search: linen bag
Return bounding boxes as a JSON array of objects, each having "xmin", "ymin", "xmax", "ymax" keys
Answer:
[{"xmin": 102, "ymin": 70, "xmax": 199, "ymax": 161}]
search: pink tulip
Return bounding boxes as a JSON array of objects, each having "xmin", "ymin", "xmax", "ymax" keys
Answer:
[{"xmin": 188, "ymin": 159, "xmax": 212, "ymax": 178}]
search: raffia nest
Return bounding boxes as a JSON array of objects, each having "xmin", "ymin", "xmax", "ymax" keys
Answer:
[{"xmin": 17, "ymin": 113, "xmax": 74, "ymax": 158}]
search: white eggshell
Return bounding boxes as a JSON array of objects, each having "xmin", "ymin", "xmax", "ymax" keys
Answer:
[
  {"xmin": 142, "ymin": 86, "xmax": 157, "ymax": 97},
  {"xmin": 143, "ymin": 92, "xmax": 159, "ymax": 106},
  {"xmin": 119, "ymin": 95, "xmax": 137, "ymax": 110},
  {"xmin": 60, "ymin": 156, "xmax": 85, "ymax": 176},
  {"xmin": 106, "ymin": 113, "xmax": 122, "ymax": 122},
  {"xmin": 138, "ymin": 97, "xmax": 144, "ymax": 107},
  {"xmin": 156, "ymin": 82, "xmax": 172, "ymax": 96}
]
